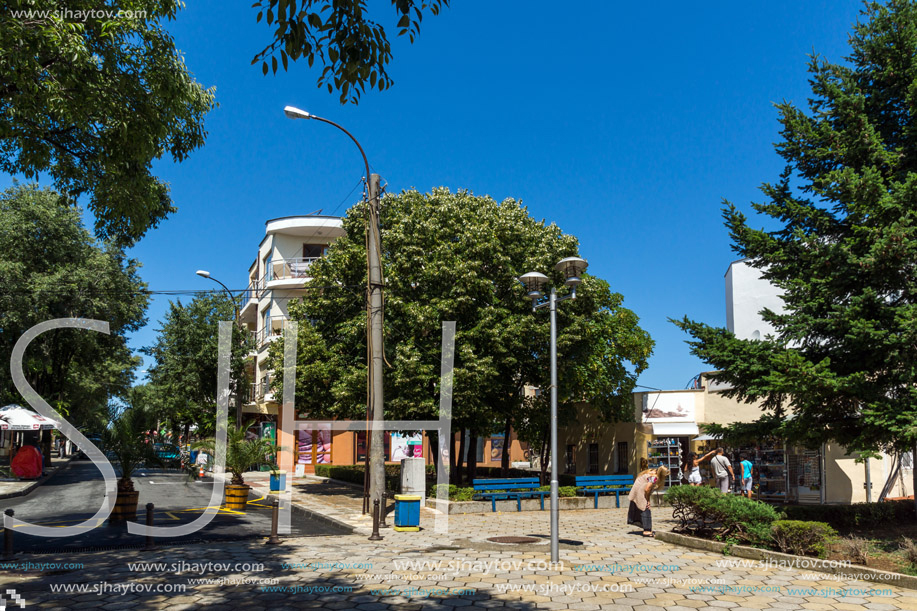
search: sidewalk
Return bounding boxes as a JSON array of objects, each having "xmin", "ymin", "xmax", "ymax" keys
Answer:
[
  {"xmin": 3, "ymin": 473, "xmax": 916, "ymax": 609},
  {"xmin": 0, "ymin": 455, "xmax": 75, "ymax": 500}
]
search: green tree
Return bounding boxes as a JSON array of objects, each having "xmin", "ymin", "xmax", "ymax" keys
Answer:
[
  {"xmin": 144, "ymin": 294, "xmax": 251, "ymax": 437},
  {"xmin": 252, "ymin": 0, "xmax": 448, "ymax": 104},
  {"xmin": 269, "ymin": 188, "xmax": 653, "ymax": 481},
  {"xmin": 0, "ymin": 183, "xmax": 148, "ymax": 429},
  {"xmin": 674, "ymin": 1, "xmax": 917, "ymax": 460},
  {"xmin": 0, "ymin": 1, "xmax": 215, "ymax": 245}
]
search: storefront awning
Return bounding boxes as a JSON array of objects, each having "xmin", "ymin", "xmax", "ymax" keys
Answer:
[
  {"xmin": 651, "ymin": 422, "xmax": 699, "ymax": 436},
  {"xmin": 0, "ymin": 404, "xmax": 59, "ymax": 431}
]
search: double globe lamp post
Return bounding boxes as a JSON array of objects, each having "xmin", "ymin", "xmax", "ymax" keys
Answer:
[{"xmin": 519, "ymin": 256, "xmax": 588, "ymax": 563}]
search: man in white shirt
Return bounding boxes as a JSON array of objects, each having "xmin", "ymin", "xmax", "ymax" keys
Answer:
[{"xmin": 710, "ymin": 447, "xmax": 735, "ymax": 493}]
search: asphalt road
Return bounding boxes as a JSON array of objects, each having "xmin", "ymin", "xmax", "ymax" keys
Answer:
[{"xmin": 1, "ymin": 461, "xmax": 344, "ymax": 552}]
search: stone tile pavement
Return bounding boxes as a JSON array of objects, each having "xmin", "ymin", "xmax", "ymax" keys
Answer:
[{"xmin": 3, "ymin": 487, "xmax": 916, "ymax": 610}]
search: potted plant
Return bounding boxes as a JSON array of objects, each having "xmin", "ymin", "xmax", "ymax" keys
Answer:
[
  {"xmin": 194, "ymin": 421, "xmax": 280, "ymax": 511},
  {"xmin": 102, "ymin": 403, "xmax": 161, "ymax": 522}
]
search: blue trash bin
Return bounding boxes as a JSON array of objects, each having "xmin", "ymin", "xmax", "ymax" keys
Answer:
[
  {"xmin": 270, "ymin": 470, "xmax": 286, "ymax": 492},
  {"xmin": 394, "ymin": 494, "xmax": 421, "ymax": 531}
]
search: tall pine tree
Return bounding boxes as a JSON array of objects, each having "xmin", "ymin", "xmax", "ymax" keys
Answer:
[{"xmin": 675, "ymin": 1, "xmax": 917, "ymax": 472}]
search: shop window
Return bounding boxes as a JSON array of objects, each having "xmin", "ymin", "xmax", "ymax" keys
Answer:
[
  {"xmin": 296, "ymin": 427, "xmax": 331, "ymax": 465},
  {"xmin": 588, "ymin": 443, "xmax": 599, "ymax": 474},
  {"xmin": 356, "ymin": 432, "xmax": 391, "ymax": 463},
  {"xmin": 564, "ymin": 444, "xmax": 576, "ymax": 474},
  {"xmin": 615, "ymin": 441, "xmax": 628, "ymax": 474}
]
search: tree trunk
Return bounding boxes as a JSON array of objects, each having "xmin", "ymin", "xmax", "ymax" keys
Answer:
[
  {"xmin": 467, "ymin": 430, "xmax": 479, "ymax": 484},
  {"xmin": 912, "ymin": 441, "xmax": 917, "ymax": 519},
  {"xmin": 455, "ymin": 430, "xmax": 466, "ymax": 485},
  {"xmin": 428, "ymin": 434, "xmax": 439, "ymax": 479},
  {"xmin": 500, "ymin": 416, "xmax": 512, "ymax": 477}
]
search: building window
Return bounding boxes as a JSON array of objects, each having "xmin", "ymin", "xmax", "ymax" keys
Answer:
[
  {"xmin": 564, "ymin": 444, "xmax": 576, "ymax": 474},
  {"xmin": 902, "ymin": 451, "xmax": 914, "ymax": 470},
  {"xmin": 588, "ymin": 443, "xmax": 599, "ymax": 474},
  {"xmin": 616, "ymin": 441, "xmax": 628, "ymax": 474}
]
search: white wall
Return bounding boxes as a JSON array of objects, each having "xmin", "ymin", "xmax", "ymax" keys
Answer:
[{"xmin": 725, "ymin": 259, "xmax": 784, "ymax": 341}]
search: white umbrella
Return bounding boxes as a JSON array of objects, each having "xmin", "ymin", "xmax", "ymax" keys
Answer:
[{"xmin": 0, "ymin": 404, "xmax": 59, "ymax": 431}]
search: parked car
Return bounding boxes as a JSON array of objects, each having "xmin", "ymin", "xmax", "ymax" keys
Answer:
[{"xmin": 153, "ymin": 443, "xmax": 182, "ymax": 468}]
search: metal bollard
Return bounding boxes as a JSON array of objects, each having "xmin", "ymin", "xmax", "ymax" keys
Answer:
[
  {"xmin": 145, "ymin": 503, "xmax": 154, "ymax": 550},
  {"xmin": 380, "ymin": 491, "xmax": 388, "ymax": 528},
  {"xmin": 267, "ymin": 498, "xmax": 281, "ymax": 545},
  {"xmin": 368, "ymin": 499, "xmax": 383, "ymax": 541},
  {"xmin": 3, "ymin": 508, "xmax": 13, "ymax": 558}
]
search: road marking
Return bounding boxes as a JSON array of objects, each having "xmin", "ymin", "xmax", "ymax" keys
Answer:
[{"xmin": 165, "ymin": 512, "xmax": 181, "ymax": 521}]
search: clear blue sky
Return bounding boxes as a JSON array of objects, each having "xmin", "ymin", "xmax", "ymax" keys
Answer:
[{"xmin": 4, "ymin": 1, "xmax": 866, "ymax": 390}]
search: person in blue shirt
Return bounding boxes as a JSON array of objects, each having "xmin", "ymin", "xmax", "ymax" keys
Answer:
[{"xmin": 739, "ymin": 453, "xmax": 754, "ymax": 499}]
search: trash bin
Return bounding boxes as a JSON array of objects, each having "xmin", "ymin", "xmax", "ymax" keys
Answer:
[
  {"xmin": 393, "ymin": 494, "xmax": 421, "ymax": 531},
  {"xmin": 270, "ymin": 470, "xmax": 286, "ymax": 492}
]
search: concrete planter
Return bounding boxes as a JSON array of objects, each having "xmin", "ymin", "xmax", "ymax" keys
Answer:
[
  {"xmin": 656, "ymin": 530, "xmax": 917, "ymax": 591},
  {"xmin": 430, "ymin": 495, "xmax": 628, "ymax": 514}
]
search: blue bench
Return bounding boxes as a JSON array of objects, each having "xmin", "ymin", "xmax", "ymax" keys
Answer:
[
  {"xmin": 472, "ymin": 477, "xmax": 548, "ymax": 512},
  {"xmin": 575, "ymin": 475, "xmax": 634, "ymax": 508}
]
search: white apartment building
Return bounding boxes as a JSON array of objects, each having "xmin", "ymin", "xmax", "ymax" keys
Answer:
[{"xmin": 239, "ymin": 215, "xmax": 345, "ymax": 418}]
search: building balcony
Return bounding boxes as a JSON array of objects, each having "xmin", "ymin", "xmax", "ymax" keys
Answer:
[
  {"xmin": 265, "ymin": 257, "xmax": 319, "ymax": 289},
  {"xmin": 246, "ymin": 382, "xmax": 274, "ymax": 404},
  {"xmin": 256, "ymin": 316, "xmax": 289, "ymax": 349},
  {"xmin": 240, "ymin": 280, "xmax": 262, "ymax": 323}
]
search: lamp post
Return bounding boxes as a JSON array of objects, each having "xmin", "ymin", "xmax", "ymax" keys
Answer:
[
  {"xmin": 196, "ymin": 270, "xmax": 243, "ymax": 428},
  {"xmin": 520, "ymin": 256, "xmax": 588, "ymax": 564},
  {"xmin": 283, "ymin": 106, "xmax": 385, "ymax": 515}
]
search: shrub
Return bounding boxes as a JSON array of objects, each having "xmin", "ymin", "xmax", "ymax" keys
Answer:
[
  {"xmin": 427, "ymin": 484, "xmax": 474, "ymax": 501},
  {"xmin": 314, "ymin": 464, "xmax": 400, "ymax": 492},
  {"xmin": 771, "ymin": 520, "xmax": 837, "ymax": 558},
  {"xmin": 537, "ymin": 485, "xmax": 577, "ymax": 498},
  {"xmin": 900, "ymin": 537, "xmax": 917, "ymax": 568},
  {"xmin": 837, "ymin": 535, "xmax": 870, "ymax": 565},
  {"xmin": 666, "ymin": 485, "xmax": 781, "ymax": 545},
  {"xmin": 781, "ymin": 501, "xmax": 915, "ymax": 530}
]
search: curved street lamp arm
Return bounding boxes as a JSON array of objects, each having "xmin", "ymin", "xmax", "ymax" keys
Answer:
[{"xmin": 309, "ymin": 115, "xmax": 372, "ymax": 192}]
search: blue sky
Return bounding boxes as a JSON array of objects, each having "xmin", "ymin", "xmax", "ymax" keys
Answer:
[{"xmin": 5, "ymin": 1, "xmax": 867, "ymax": 390}]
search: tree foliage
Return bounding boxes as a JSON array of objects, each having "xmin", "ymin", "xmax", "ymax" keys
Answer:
[
  {"xmin": 269, "ymin": 188, "xmax": 653, "ymax": 451},
  {"xmin": 144, "ymin": 294, "xmax": 251, "ymax": 435},
  {"xmin": 0, "ymin": 183, "xmax": 148, "ymax": 429},
  {"xmin": 0, "ymin": 1, "xmax": 216, "ymax": 245},
  {"xmin": 252, "ymin": 0, "xmax": 448, "ymax": 104},
  {"xmin": 675, "ymin": 0, "xmax": 917, "ymax": 455}
]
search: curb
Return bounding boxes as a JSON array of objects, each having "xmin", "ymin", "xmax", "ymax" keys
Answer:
[
  {"xmin": 261, "ymin": 490, "xmax": 357, "ymax": 535},
  {"xmin": 0, "ymin": 456, "xmax": 77, "ymax": 500},
  {"xmin": 656, "ymin": 530, "xmax": 917, "ymax": 591}
]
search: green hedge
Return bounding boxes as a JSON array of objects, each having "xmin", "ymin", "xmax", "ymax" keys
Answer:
[
  {"xmin": 427, "ymin": 484, "xmax": 475, "ymax": 501},
  {"xmin": 314, "ymin": 464, "xmax": 400, "ymax": 492},
  {"xmin": 666, "ymin": 485, "xmax": 782, "ymax": 545},
  {"xmin": 781, "ymin": 500, "xmax": 915, "ymax": 530},
  {"xmin": 771, "ymin": 520, "xmax": 837, "ymax": 558}
]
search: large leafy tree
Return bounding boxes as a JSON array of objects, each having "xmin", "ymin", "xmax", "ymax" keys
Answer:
[
  {"xmin": 253, "ymin": 0, "xmax": 448, "ymax": 104},
  {"xmin": 144, "ymin": 294, "xmax": 251, "ymax": 436},
  {"xmin": 0, "ymin": 1, "xmax": 215, "ymax": 245},
  {"xmin": 0, "ymin": 184, "xmax": 148, "ymax": 429},
  {"xmin": 675, "ymin": 1, "xmax": 917, "ymax": 461},
  {"xmin": 269, "ymin": 188, "xmax": 653, "ymax": 480}
]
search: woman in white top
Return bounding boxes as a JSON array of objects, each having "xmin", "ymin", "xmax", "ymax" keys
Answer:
[{"xmin": 681, "ymin": 449, "xmax": 718, "ymax": 486}]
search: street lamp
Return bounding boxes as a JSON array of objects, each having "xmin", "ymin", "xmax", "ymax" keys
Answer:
[
  {"xmin": 520, "ymin": 256, "xmax": 588, "ymax": 563},
  {"xmin": 283, "ymin": 105, "xmax": 385, "ymax": 516},
  {"xmin": 196, "ymin": 270, "xmax": 243, "ymax": 428}
]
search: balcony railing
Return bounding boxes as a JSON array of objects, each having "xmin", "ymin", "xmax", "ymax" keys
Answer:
[
  {"xmin": 247, "ymin": 381, "xmax": 272, "ymax": 403},
  {"xmin": 267, "ymin": 257, "xmax": 319, "ymax": 282},
  {"xmin": 256, "ymin": 316, "xmax": 288, "ymax": 348}
]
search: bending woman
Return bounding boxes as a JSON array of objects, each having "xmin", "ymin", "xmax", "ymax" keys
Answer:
[{"xmin": 626, "ymin": 465, "xmax": 670, "ymax": 537}]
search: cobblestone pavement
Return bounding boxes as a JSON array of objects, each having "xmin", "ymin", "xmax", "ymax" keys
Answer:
[{"xmin": 3, "ymin": 501, "xmax": 916, "ymax": 610}]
